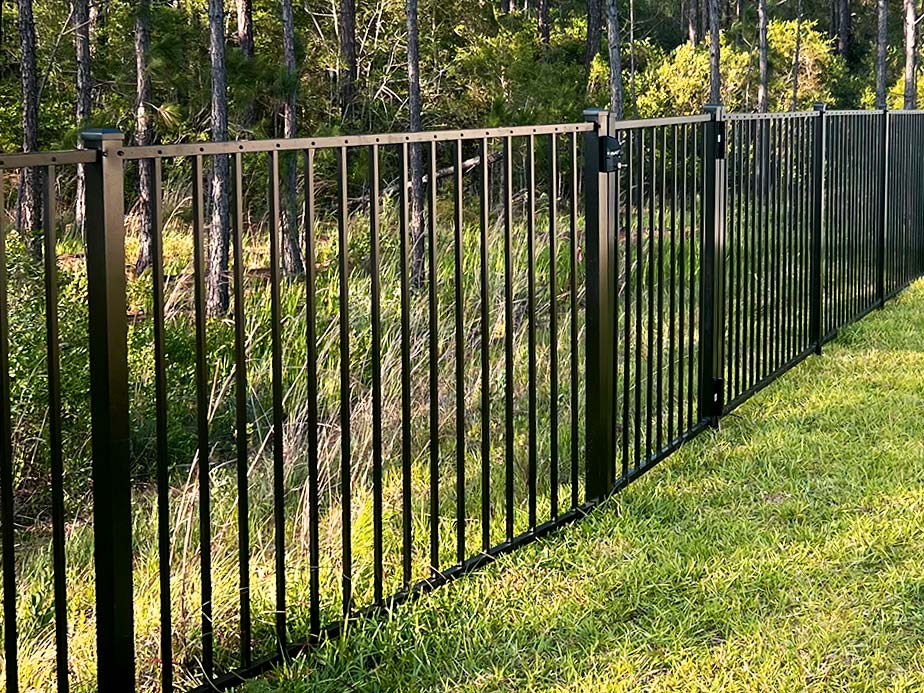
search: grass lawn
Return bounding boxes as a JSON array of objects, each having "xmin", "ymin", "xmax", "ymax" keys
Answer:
[{"xmin": 248, "ymin": 278, "xmax": 924, "ymax": 692}]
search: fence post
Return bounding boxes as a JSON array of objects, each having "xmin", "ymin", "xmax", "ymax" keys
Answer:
[
  {"xmin": 877, "ymin": 108, "xmax": 888, "ymax": 306},
  {"xmin": 583, "ymin": 108, "xmax": 617, "ymax": 501},
  {"xmin": 80, "ymin": 129, "xmax": 135, "ymax": 691},
  {"xmin": 699, "ymin": 104, "xmax": 725, "ymax": 429},
  {"xmin": 810, "ymin": 103, "xmax": 825, "ymax": 354}
]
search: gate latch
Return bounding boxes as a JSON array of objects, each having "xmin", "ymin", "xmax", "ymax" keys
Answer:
[
  {"xmin": 600, "ymin": 135, "xmax": 622, "ymax": 173},
  {"xmin": 715, "ymin": 121, "xmax": 726, "ymax": 160},
  {"xmin": 711, "ymin": 377, "xmax": 725, "ymax": 419}
]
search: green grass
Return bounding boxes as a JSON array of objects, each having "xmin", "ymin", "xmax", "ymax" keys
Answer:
[{"xmin": 252, "ymin": 279, "xmax": 924, "ymax": 692}]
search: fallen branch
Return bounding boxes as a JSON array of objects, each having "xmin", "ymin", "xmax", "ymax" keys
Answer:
[{"xmin": 379, "ymin": 149, "xmax": 505, "ymax": 199}]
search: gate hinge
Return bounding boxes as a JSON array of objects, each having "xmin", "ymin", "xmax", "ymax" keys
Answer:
[{"xmin": 600, "ymin": 135, "xmax": 622, "ymax": 173}]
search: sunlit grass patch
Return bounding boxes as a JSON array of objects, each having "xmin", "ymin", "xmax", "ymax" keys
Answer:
[{"xmin": 254, "ymin": 279, "xmax": 924, "ymax": 692}]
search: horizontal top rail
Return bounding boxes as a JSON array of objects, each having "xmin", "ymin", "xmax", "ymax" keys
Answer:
[
  {"xmin": 826, "ymin": 109, "xmax": 886, "ymax": 117},
  {"xmin": 725, "ymin": 110, "xmax": 820, "ymax": 121},
  {"xmin": 0, "ymin": 149, "xmax": 96, "ymax": 170},
  {"xmin": 888, "ymin": 109, "xmax": 924, "ymax": 116},
  {"xmin": 115, "ymin": 122, "xmax": 594, "ymax": 160},
  {"xmin": 610, "ymin": 113, "xmax": 712, "ymax": 130}
]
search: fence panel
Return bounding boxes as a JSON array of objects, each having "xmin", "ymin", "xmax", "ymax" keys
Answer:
[
  {"xmin": 822, "ymin": 111, "xmax": 886, "ymax": 338},
  {"xmin": 113, "ymin": 123, "xmax": 593, "ymax": 690},
  {"xmin": 2, "ymin": 108, "xmax": 924, "ymax": 693},
  {"xmin": 609, "ymin": 116, "xmax": 711, "ymax": 483},
  {"xmin": 884, "ymin": 111, "xmax": 924, "ymax": 298},
  {"xmin": 722, "ymin": 112, "xmax": 818, "ymax": 412},
  {"xmin": 0, "ymin": 148, "xmax": 101, "ymax": 693}
]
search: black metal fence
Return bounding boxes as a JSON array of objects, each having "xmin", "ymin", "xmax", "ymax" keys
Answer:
[{"xmin": 0, "ymin": 105, "xmax": 922, "ymax": 692}]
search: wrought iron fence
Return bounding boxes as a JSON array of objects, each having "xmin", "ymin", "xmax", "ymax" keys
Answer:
[{"xmin": 0, "ymin": 106, "xmax": 922, "ymax": 692}]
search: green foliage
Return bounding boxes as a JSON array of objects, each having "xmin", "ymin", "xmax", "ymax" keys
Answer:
[
  {"xmin": 4, "ymin": 235, "xmax": 92, "ymax": 514},
  {"xmin": 636, "ymin": 21, "xmax": 844, "ymax": 118},
  {"xmin": 449, "ymin": 14, "xmax": 589, "ymax": 126},
  {"xmin": 766, "ymin": 19, "xmax": 843, "ymax": 111}
]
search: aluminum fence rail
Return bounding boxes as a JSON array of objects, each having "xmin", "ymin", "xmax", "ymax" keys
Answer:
[{"xmin": 0, "ymin": 106, "xmax": 922, "ymax": 692}]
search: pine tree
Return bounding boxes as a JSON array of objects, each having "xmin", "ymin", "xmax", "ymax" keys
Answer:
[
  {"xmin": 17, "ymin": 0, "xmax": 42, "ymax": 255},
  {"xmin": 134, "ymin": 0, "xmax": 155, "ymax": 274},
  {"xmin": 206, "ymin": 0, "xmax": 232, "ymax": 314},
  {"xmin": 903, "ymin": 0, "xmax": 917, "ymax": 109},
  {"xmin": 875, "ymin": 0, "xmax": 887, "ymax": 109},
  {"xmin": 281, "ymin": 0, "xmax": 304, "ymax": 274},
  {"xmin": 407, "ymin": 0, "xmax": 426, "ymax": 286},
  {"xmin": 74, "ymin": 0, "xmax": 91, "ymax": 237},
  {"xmin": 585, "ymin": 0, "xmax": 601, "ymax": 69},
  {"xmin": 339, "ymin": 0, "xmax": 357, "ymax": 119},
  {"xmin": 708, "ymin": 0, "xmax": 720, "ymax": 104},
  {"xmin": 757, "ymin": 0, "xmax": 769, "ymax": 112},
  {"xmin": 605, "ymin": 0, "xmax": 624, "ymax": 118}
]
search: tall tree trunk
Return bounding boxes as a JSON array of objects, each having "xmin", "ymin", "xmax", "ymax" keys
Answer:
[
  {"xmin": 757, "ymin": 0, "xmax": 768, "ymax": 112},
  {"xmin": 237, "ymin": 0, "xmax": 255, "ymax": 128},
  {"xmin": 501, "ymin": 0, "xmax": 511, "ymax": 12},
  {"xmin": 708, "ymin": 0, "xmax": 720, "ymax": 104},
  {"xmin": 237, "ymin": 0, "xmax": 253, "ymax": 58},
  {"xmin": 407, "ymin": 0, "xmax": 426, "ymax": 287},
  {"xmin": 791, "ymin": 0, "xmax": 803, "ymax": 110},
  {"xmin": 629, "ymin": 0, "xmax": 636, "ymax": 111},
  {"xmin": 735, "ymin": 0, "xmax": 744, "ymax": 46},
  {"xmin": 135, "ymin": 0, "xmax": 155, "ymax": 274},
  {"xmin": 538, "ymin": 0, "xmax": 550, "ymax": 47},
  {"xmin": 88, "ymin": 0, "xmax": 107, "ymax": 59},
  {"xmin": 74, "ymin": 0, "xmax": 91, "ymax": 238},
  {"xmin": 17, "ymin": 0, "xmax": 42, "ymax": 255},
  {"xmin": 605, "ymin": 0, "xmax": 623, "ymax": 118},
  {"xmin": 339, "ymin": 0, "xmax": 357, "ymax": 120},
  {"xmin": 206, "ymin": 0, "xmax": 232, "ymax": 314},
  {"xmin": 904, "ymin": 0, "xmax": 917, "ymax": 109},
  {"xmin": 584, "ymin": 0, "xmax": 601, "ymax": 69},
  {"xmin": 689, "ymin": 0, "xmax": 700, "ymax": 45},
  {"xmin": 876, "ymin": 0, "xmax": 887, "ymax": 109},
  {"xmin": 836, "ymin": 0, "xmax": 850, "ymax": 56},
  {"xmin": 281, "ymin": 0, "xmax": 304, "ymax": 274}
]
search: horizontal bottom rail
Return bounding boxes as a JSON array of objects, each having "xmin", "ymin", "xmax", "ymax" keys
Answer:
[
  {"xmin": 617, "ymin": 420, "xmax": 712, "ymax": 491},
  {"xmin": 723, "ymin": 344, "xmax": 817, "ymax": 416},
  {"xmin": 188, "ymin": 502, "xmax": 598, "ymax": 693}
]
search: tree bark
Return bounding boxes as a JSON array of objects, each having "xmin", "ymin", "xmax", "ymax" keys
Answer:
[
  {"xmin": 605, "ymin": 0, "xmax": 623, "ymax": 118},
  {"xmin": 281, "ymin": 0, "xmax": 304, "ymax": 274},
  {"xmin": 237, "ymin": 0, "xmax": 254, "ymax": 59},
  {"xmin": 629, "ymin": 0, "xmax": 636, "ymax": 112},
  {"xmin": 74, "ymin": 0, "xmax": 91, "ymax": 238},
  {"xmin": 339, "ymin": 0, "xmax": 357, "ymax": 120},
  {"xmin": 237, "ymin": 0, "xmax": 255, "ymax": 128},
  {"xmin": 17, "ymin": 0, "xmax": 42, "ymax": 254},
  {"xmin": 791, "ymin": 0, "xmax": 803, "ymax": 110},
  {"xmin": 708, "ymin": 0, "xmax": 720, "ymax": 104},
  {"xmin": 89, "ymin": 0, "xmax": 107, "ymax": 59},
  {"xmin": 538, "ymin": 0, "xmax": 550, "ymax": 47},
  {"xmin": 501, "ymin": 0, "xmax": 511, "ymax": 12},
  {"xmin": 875, "ymin": 0, "xmax": 887, "ymax": 109},
  {"xmin": 757, "ymin": 0, "xmax": 768, "ymax": 112},
  {"xmin": 407, "ymin": 0, "xmax": 426, "ymax": 287},
  {"xmin": 206, "ymin": 0, "xmax": 232, "ymax": 314},
  {"xmin": 904, "ymin": 0, "xmax": 917, "ymax": 109},
  {"xmin": 584, "ymin": 0, "xmax": 601, "ymax": 69},
  {"xmin": 135, "ymin": 0, "xmax": 155, "ymax": 275},
  {"xmin": 836, "ymin": 0, "xmax": 850, "ymax": 56},
  {"xmin": 688, "ymin": 0, "xmax": 700, "ymax": 46}
]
